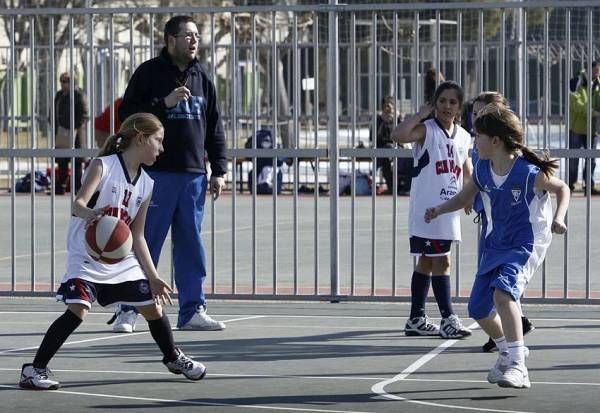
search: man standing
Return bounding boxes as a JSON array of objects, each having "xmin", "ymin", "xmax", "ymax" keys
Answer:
[
  {"xmin": 114, "ymin": 15, "xmax": 227, "ymax": 332},
  {"xmin": 54, "ymin": 72, "xmax": 89, "ymax": 194}
]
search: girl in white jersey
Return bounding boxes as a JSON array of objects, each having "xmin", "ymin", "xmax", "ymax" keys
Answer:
[
  {"xmin": 425, "ymin": 104, "xmax": 570, "ymax": 388},
  {"xmin": 19, "ymin": 113, "xmax": 207, "ymax": 391},
  {"xmin": 391, "ymin": 81, "xmax": 473, "ymax": 339}
]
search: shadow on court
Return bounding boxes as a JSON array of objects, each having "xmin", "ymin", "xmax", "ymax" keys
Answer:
[{"xmin": 0, "ymin": 298, "xmax": 598, "ymax": 413}]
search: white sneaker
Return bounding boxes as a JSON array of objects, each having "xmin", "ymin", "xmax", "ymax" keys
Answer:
[
  {"xmin": 179, "ymin": 307, "xmax": 226, "ymax": 331},
  {"xmin": 404, "ymin": 315, "xmax": 440, "ymax": 336},
  {"xmin": 489, "ymin": 347, "xmax": 530, "ymax": 384},
  {"xmin": 18, "ymin": 363, "xmax": 60, "ymax": 390},
  {"xmin": 113, "ymin": 310, "xmax": 138, "ymax": 333},
  {"xmin": 164, "ymin": 349, "xmax": 207, "ymax": 380},
  {"xmin": 439, "ymin": 314, "xmax": 472, "ymax": 339},
  {"xmin": 497, "ymin": 363, "xmax": 531, "ymax": 389},
  {"xmin": 488, "ymin": 351, "xmax": 510, "ymax": 383}
]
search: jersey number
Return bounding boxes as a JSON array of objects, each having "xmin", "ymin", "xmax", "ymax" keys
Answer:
[{"xmin": 122, "ymin": 189, "xmax": 132, "ymax": 208}]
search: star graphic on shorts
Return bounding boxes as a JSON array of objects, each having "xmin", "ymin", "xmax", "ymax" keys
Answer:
[
  {"xmin": 69, "ymin": 284, "xmax": 76, "ymax": 291},
  {"xmin": 425, "ymin": 241, "xmax": 431, "ymax": 246}
]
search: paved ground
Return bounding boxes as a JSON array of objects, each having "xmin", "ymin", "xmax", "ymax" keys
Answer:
[{"xmin": 0, "ymin": 298, "xmax": 598, "ymax": 413}]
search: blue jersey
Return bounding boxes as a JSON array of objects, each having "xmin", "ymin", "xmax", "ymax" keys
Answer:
[{"xmin": 472, "ymin": 157, "xmax": 553, "ymax": 277}]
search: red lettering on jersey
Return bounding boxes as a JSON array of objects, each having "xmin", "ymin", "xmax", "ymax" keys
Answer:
[
  {"xmin": 436, "ymin": 160, "xmax": 449, "ymax": 174},
  {"xmin": 453, "ymin": 165, "xmax": 462, "ymax": 178},
  {"xmin": 103, "ymin": 207, "xmax": 132, "ymax": 226}
]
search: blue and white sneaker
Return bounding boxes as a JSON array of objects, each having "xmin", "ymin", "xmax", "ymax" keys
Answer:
[
  {"xmin": 405, "ymin": 315, "xmax": 440, "ymax": 336},
  {"xmin": 439, "ymin": 314, "xmax": 472, "ymax": 339}
]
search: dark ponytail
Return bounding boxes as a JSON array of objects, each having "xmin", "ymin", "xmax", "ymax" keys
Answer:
[{"xmin": 474, "ymin": 104, "xmax": 558, "ymax": 177}]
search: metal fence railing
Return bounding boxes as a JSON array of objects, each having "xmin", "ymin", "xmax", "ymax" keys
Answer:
[{"xmin": 1, "ymin": 2, "xmax": 599, "ymax": 303}]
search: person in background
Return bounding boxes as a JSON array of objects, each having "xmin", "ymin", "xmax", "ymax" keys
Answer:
[
  {"xmin": 568, "ymin": 61, "xmax": 600, "ymax": 195},
  {"xmin": 391, "ymin": 81, "xmax": 473, "ymax": 339},
  {"xmin": 94, "ymin": 97, "xmax": 123, "ymax": 148},
  {"xmin": 54, "ymin": 72, "xmax": 89, "ymax": 195},
  {"xmin": 370, "ymin": 96, "xmax": 405, "ymax": 194}
]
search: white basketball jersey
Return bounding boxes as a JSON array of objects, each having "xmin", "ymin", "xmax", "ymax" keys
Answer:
[
  {"xmin": 409, "ymin": 118, "xmax": 471, "ymax": 240},
  {"xmin": 63, "ymin": 154, "xmax": 154, "ymax": 284}
]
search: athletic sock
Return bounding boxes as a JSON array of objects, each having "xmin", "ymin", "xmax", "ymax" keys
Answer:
[
  {"xmin": 147, "ymin": 312, "xmax": 178, "ymax": 363},
  {"xmin": 431, "ymin": 275, "xmax": 454, "ymax": 318},
  {"xmin": 409, "ymin": 271, "xmax": 431, "ymax": 319},
  {"xmin": 507, "ymin": 340, "xmax": 525, "ymax": 365},
  {"xmin": 33, "ymin": 309, "xmax": 83, "ymax": 369},
  {"xmin": 493, "ymin": 336, "xmax": 508, "ymax": 353}
]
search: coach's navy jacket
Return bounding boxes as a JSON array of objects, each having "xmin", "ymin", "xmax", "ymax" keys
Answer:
[{"xmin": 119, "ymin": 47, "xmax": 227, "ymax": 176}]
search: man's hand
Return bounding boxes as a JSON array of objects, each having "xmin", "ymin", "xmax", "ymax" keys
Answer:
[
  {"xmin": 210, "ymin": 176, "xmax": 225, "ymax": 200},
  {"xmin": 164, "ymin": 86, "xmax": 191, "ymax": 108}
]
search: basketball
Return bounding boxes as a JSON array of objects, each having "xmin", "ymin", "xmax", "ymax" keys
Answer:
[{"xmin": 85, "ymin": 215, "xmax": 133, "ymax": 264}]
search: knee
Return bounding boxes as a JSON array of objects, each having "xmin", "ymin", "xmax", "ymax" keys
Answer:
[
  {"xmin": 493, "ymin": 289, "xmax": 514, "ymax": 307},
  {"xmin": 67, "ymin": 304, "xmax": 88, "ymax": 320},
  {"xmin": 432, "ymin": 256, "xmax": 451, "ymax": 274},
  {"xmin": 139, "ymin": 304, "xmax": 163, "ymax": 321}
]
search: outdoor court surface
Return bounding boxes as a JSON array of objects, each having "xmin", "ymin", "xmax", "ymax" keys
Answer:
[{"xmin": 0, "ymin": 298, "xmax": 598, "ymax": 413}]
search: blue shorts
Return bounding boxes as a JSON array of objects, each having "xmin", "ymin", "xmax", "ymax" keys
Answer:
[
  {"xmin": 468, "ymin": 264, "xmax": 524, "ymax": 320},
  {"xmin": 410, "ymin": 236, "xmax": 452, "ymax": 256},
  {"xmin": 56, "ymin": 278, "xmax": 155, "ymax": 310}
]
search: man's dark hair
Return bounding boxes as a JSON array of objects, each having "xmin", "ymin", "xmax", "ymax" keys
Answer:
[{"xmin": 164, "ymin": 15, "xmax": 195, "ymax": 45}]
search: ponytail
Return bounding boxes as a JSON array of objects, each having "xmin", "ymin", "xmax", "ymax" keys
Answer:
[
  {"xmin": 519, "ymin": 146, "xmax": 559, "ymax": 177},
  {"xmin": 98, "ymin": 133, "xmax": 127, "ymax": 157},
  {"xmin": 96, "ymin": 112, "xmax": 163, "ymax": 157}
]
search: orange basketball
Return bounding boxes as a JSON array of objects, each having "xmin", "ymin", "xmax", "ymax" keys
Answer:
[{"xmin": 85, "ymin": 215, "xmax": 133, "ymax": 264}]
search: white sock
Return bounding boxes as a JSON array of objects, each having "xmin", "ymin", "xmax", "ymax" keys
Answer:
[
  {"xmin": 507, "ymin": 340, "xmax": 525, "ymax": 365},
  {"xmin": 493, "ymin": 336, "xmax": 508, "ymax": 353}
]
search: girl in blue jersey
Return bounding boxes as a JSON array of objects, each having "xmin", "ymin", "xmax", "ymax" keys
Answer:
[
  {"xmin": 470, "ymin": 92, "xmax": 534, "ymax": 353},
  {"xmin": 425, "ymin": 104, "xmax": 570, "ymax": 389},
  {"xmin": 18, "ymin": 113, "xmax": 207, "ymax": 391},
  {"xmin": 391, "ymin": 81, "xmax": 473, "ymax": 339}
]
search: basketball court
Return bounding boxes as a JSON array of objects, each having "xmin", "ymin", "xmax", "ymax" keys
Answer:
[{"xmin": 1, "ymin": 298, "xmax": 598, "ymax": 413}]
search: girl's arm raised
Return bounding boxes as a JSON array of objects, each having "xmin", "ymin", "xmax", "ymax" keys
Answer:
[
  {"xmin": 390, "ymin": 104, "xmax": 432, "ymax": 145},
  {"xmin": 535, "ymin": 173, "xmax": 571, "ymax": 234},
  {"xmin": 424, "ymin": 179, "xmax": 479, "ymax": 223}
]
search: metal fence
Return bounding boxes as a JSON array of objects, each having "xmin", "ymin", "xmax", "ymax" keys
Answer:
[{"xmin": 0, "ymin": 1, "xmax": 599, "ymax": 303}]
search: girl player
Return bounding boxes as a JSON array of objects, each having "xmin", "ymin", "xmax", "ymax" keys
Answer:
[
  {"xmin": 470, "ymin": 92, "xmax": 534, "ymax": 353},
  {"xmin": 424, "ymin": 104, "xmax": 570, "ymax": 388},
  {"xmin": 19, "ymin": 113, "xmax": 207, "ymax": 390},
  {"xmin": 391, "ymin": 80, "xmax": 473, "ymax": 339}
]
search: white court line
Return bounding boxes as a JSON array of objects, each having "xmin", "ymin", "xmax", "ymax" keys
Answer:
[
  {"xmin": 0, "ymin": 384, "xmax": 375, "ymax": 413},
  {"xmin": 1, "ymin": 312, "xmax": 599, "ymax": 322},
  {"xmin": 0, "ymin": 315, "xmax": 264, "ymax": 355},
  {"xmin": 1, "ymin": 367, "xmax": 599, "ymax": 387},
  {"xmin": 371, "ymin": 322, "xmax": 536, "ymax": 413}
]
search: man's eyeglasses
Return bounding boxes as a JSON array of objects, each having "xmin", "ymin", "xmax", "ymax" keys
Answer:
[
  {"xmin": 60, "ymin": 79, "xmax": 70, "ymax": 84},
  {"xmin": 173, "ymin": 32, "xmax": 200, "ymax": 41}
]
